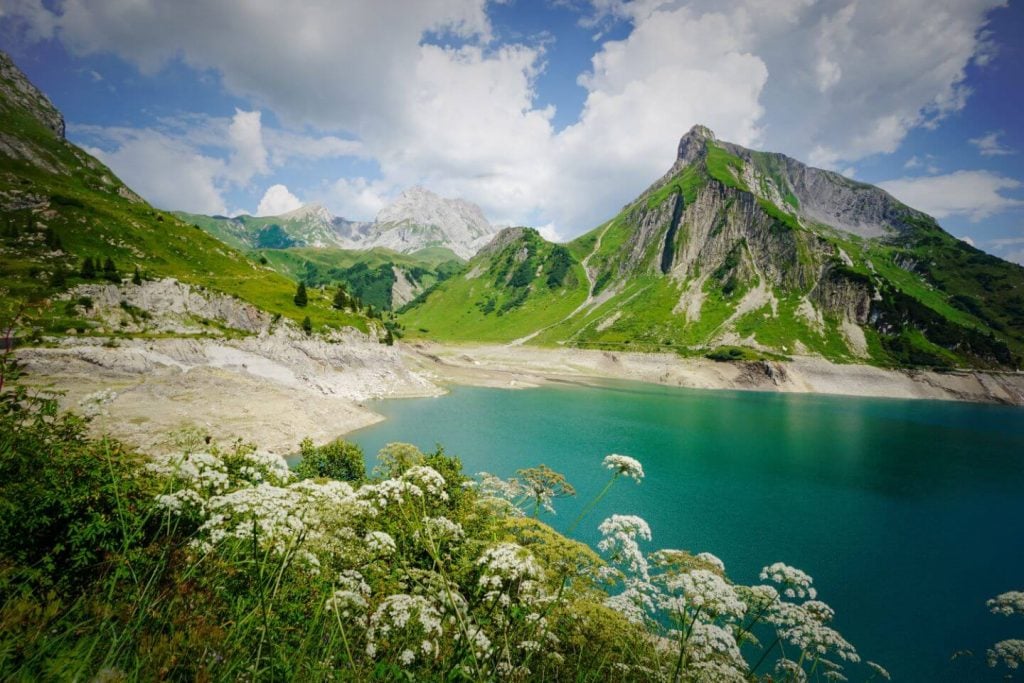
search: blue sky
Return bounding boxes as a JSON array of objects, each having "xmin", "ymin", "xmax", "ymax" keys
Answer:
[{"xmin": 2, "ymin": 0, "xmax": 1022, "ymax": 263}]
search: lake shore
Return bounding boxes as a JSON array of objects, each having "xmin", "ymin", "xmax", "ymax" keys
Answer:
[
  {"xmin": 17, "ymin": 334, "xmax": 1024, "ymax": 457},
  {"xmin": 401, "ymin": 341, "xmax": 1024, "ymax": 406}
]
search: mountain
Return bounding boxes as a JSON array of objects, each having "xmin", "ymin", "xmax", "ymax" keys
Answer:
[
  {"xmin": 401, "ymin": 125, "xmax": 1024, "ymax": 369},
  {"xmin": 365, "ymin": 186, "xmax": 496, "ymax": 259},
  {"xmin": 0, "ymin": 50, "xmax": 368, "ymax": 335},
  {"xmin": 179, "ymin": 187, "xmax": 497, "ymax": 259}
]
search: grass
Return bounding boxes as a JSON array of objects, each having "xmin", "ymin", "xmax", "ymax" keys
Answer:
[
  {"xmin": 399, "ymin": 231, "xmax": 589, "ymax": 342},
  {"xmin": 0, "ymin": 98, "xmax": 369, "ymax": 334}
]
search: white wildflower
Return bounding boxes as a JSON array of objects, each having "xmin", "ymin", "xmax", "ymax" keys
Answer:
[
  {"xmin": 325, "ymin": 570, "xmax": 371, "ymax": 618},
  {"xmin": 988, "ymin": 639, "xmax": 1024, "ymax": 670},
  {"xmin": 605, "ymin": 582, "xmax": 655, "ymax": 624},
  {"xmin": 686, "ymin": 620, "xmax": 746, "ymax": 671},
  {"xmin": 417, "ymin": 516, "xmax": 464, "ymax": 544},
  {"xmin": 668, "ymin": 569, "xmax": 746, "ymax": 621},
  {"xmin": 775, "ymin": 658, "xmax": 808, "ymax": 682},
  {"xmin": 602, "ymin": 454, "xmax": 645, "ymax": 483},
  {"xmin": 598, "ymin": 515, "xmax": 652, "ymax": 580},
  {"xmin": 769, "ymin": 601, "xmax": 859, "ymax": 663},
  {"xmin": 477, "ymin": 543, "xmax": 543, "ymax": 590},
  {"xmin": 403, "ymin": 465, "xmax": 449, "ymax": 501},
  {"xmin": 366, "ymin": 594, "xmax": 442, "ymax": 664},
  {"xmin": 867, "ymin": 661, "xmax": 891, "ymax": 680},
  {"xmin": 988, "ymin": 591, "xmax": 1024, "ymax": 617},
  {"xmin": 365, "ymin": 531, "xmax": 397, "ymax": 555},
  {"xmin": 695, "ymin": 551, "xmax": 725, "ymax": 573},
  {"xmin": 760, "ymin": 562, "xmax": 817, "ymax": 599}
]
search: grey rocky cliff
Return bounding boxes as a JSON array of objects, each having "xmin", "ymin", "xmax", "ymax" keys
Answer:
[{"xmin": 0, "ymin": 50, "xmax": 65, "ymax": 139}]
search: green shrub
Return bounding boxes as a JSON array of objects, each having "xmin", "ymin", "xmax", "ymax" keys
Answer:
[{"xmin": 294, "ymin": 437, "xmax": 366, "ymax": 482}]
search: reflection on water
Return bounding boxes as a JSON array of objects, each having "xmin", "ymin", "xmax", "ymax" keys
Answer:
[{"xmin": 349, "ymin": 381, "xmax": 1024, "ymax": 681}]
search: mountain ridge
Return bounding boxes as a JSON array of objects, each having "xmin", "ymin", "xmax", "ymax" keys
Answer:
[
  {"xmin": 181, "ymin": 186, "xmax": 498, "ymax": 259},
  {"xmin": 401, "ymin": 125, "xmax": 1024, "ymax": 370}
]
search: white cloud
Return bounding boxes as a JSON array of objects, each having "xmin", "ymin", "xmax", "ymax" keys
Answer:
[
  {"xmin": 6, "ymin": 0, "xmax": 1009, "ymax": 237},
  {"xmin": 959, "ymin": 235, "xmax": 975, "ymax": 246},
  {"xmin": 225, "ymin": 109, "xmax": 268, "ymax": 184},
  {"xmin": 969, "ymin": 130, "xmax": 1015, "ymax": 156},
  {"xmin": 319, "ymin": 177, "xmax": 392, "ymax": 221},
  {"xmin": 879, "ymin": 170, "xmax": 1024, "ymax": 221},
  {"xmin": 256, "ymin": 184, "xmax": 302, "ymax": 216},
  {"xmin": 81, "ymin": 130, "xmax": 227, "ymax": 214}
]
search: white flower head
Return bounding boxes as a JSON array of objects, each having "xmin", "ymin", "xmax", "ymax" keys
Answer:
[
  {"xmin": 988, "ymin": 591, "xmax": 1024, "ymax": 617},
  {"xmin": 760, "ymin": 562, "xmax": 817, "ymax": 600},
  {"xmin": 988, "ymin": 639, "xmax": 1024, "ymax": 670},
  {"xmin": 602, "ymin": 454, "xmax": 645, "ymax": 483},
  {"xmin": 365, "ymin": 530, "xmax": 397, "ymax": 555}
]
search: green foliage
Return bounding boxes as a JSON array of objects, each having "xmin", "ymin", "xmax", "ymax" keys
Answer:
[
  {"xmin": 131, "ymin": 265, "xmax": 142, "ymax": 285},
  {"xmin": 301, "ymin": 315, "xmax": 312, "ymax": 335},
  {"xmin": 102, "ymin": 256, "xmax": 119, "ymax": 283},
  {"xmin": 295, "ymin": 437, "xmax": 366, "ymax": 483},
  {"xmin": 545, "ymin": 245, "xmax": 573, "ymax": 289},
  {"xmin": 79, "ymin": 256, "xmax": 95, "ymax": 279},
  {"xmin": 0, "ymin": 388, "xmax": 152, "ymax": 591},
  {"xmin": 254, "ymin": 223, "xmax": 297, "ymax": 249},
  {"xmin": 293, "ymin": 282, "xmax": 308, "ymax": 307}
]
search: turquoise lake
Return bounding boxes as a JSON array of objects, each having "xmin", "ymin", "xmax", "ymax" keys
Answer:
[{"xmin": 348, "ymin": 380, "xmax": 1024, "ymax": 681}]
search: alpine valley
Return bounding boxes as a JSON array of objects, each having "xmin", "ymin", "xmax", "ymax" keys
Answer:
[{"xmin": 3, "ymin": 12, "xmax": 1024, "ymax": 683}]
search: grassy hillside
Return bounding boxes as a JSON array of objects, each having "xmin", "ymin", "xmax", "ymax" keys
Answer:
[
  {"xmin": 399, "ymin": 228, "xmax": 589, "ymax": 342},
  {"xmin": 400, "ymin": 132, "xmax": 1024, "ymax": 370},
  {"xmin": 0, "ymin": 55, "xmax": 368, "ymax": 336},
  {"xmin": 253, "ymin": 247, "xmax": 463, "ymax": 312}
]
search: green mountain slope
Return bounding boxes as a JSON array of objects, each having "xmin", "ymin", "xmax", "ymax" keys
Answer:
[
  {"xmin": 0, "ymin": 51, "xmax": 367, "ymax": 335},
  {"xmin": 254, "ymin": 246, "xmax": 463, "ymax": 312},
  {"xmin": 401, "ymin": 126, "xmax": 1024, "ymax": 369}
]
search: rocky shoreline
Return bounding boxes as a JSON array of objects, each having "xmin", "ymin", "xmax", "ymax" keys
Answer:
[
  {"xmin": 402, "ymin": 341, "xmax": 1024, "ymax": 406},
  {"xmin": 18, "ymin": 330, "xmax": 1024, "ymax": 459}
]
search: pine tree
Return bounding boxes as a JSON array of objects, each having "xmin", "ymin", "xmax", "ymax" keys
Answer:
[
  {"xmin": 294, "ymin": 282, "xmax": 308, "ymax": 307},
  {"xmin": 301, "ymin": 316, "xmax": 312, "ymax": 335},
  {"xmin": 132, "ymin": 266, "xmax": 142, "ymax": 286},
  {"xmin": 43, "ymin": 227, "xmax": 62, "ymax": 251},
  {"xmin": 383, "ymin": 327, "xmax": 394, "ymax": 346},
  {"xmin": 332, "ymin": 285, "xmax": 348, "ymax": 310},
  {"xmin": 80, "ymin": 257, "xmax": 96, "ymax": 279},
  {"xmin": 103, "ymin": 256, "xmax": 119, "ymax": 283}
]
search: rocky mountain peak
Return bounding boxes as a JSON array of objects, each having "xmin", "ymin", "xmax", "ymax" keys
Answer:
[
  {"xmin": 676, "ymin": 124, "xmax": 716, "ymax": 165},
  {"xmin": 0, "ymin": 50, "xmax": 65, "ymax": 139},
  {"xmin": 279, "ymin": 202, "xmax": 332, "ymax": 224}
]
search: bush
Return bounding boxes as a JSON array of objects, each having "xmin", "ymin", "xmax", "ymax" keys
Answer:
[{"xmin": 294, "ymin": 437, "xmax": 366, "ymax": 483}]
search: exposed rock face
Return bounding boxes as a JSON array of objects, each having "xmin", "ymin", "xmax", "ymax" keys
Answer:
[
  {"xmin": 366, "ymin": 186, "xmax": 497, "ymax": 259},
  {"xmin": 200, "ymin": 187, "xmax": 497, "ymax": 258},
  {"xmin": 0, "ymin": 51, "xmax": 64, "ymax": 139},
  {"xmin": 64, "ymin": 279, "xmax": 272, "ymax": 335}
]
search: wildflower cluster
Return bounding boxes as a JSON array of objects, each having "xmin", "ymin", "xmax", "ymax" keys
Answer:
[
  {"xmin": 984, "ymin": 589, "xmax": 1024, "ymax": 674},
  {"xmin": 142, "ymin": 441, "xmax": 887, "ymax": 680}
]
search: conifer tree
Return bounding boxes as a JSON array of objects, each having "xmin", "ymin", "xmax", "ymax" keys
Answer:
[
  {"xmin": 132, "ymin": 266, "xmax": 142, "ymax": 286},
  {"xmin": 294, "ymin": 282, "xmax": 308, "ymax": 307},
  {"xmin": 332, "ymin": 285, "xmax": 348, "ymax": 310},
  {"xmin": 301, "ymin": 316, "xmax": 312, "ymax": 335},
  {"xmin": 103, "ymin": 257, "xmax": 119, "ymax": 283},
  {"xmin": 80, "ymin": 257, "xmax": 96, "ymax": 279}
]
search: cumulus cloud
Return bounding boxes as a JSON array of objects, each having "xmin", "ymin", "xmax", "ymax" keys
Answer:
[
  {"xmin": 320, "ymin": 177, "xmax": 392, "ymax": 221},
  {"xmin": 879, "ymin": 170, "xmax": 1024, "ymax": 221},
  {"xmin": 225, "ymin": 109, "xmax": 268, "ymax": 184},
  {"xmin": 4, "ymin": 0, "xmax": 1009, "ymax": 236},
  {"xmin": 256, "ymin": 184, "xmax": 303, "ymax": 216},
  {"xmin": 969, "ymin": 130, "xmax": 1016, "ymax": 156},
  {"xmin": 80, "ymin": 129, "xmax": 228, "ymax": 214}
]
